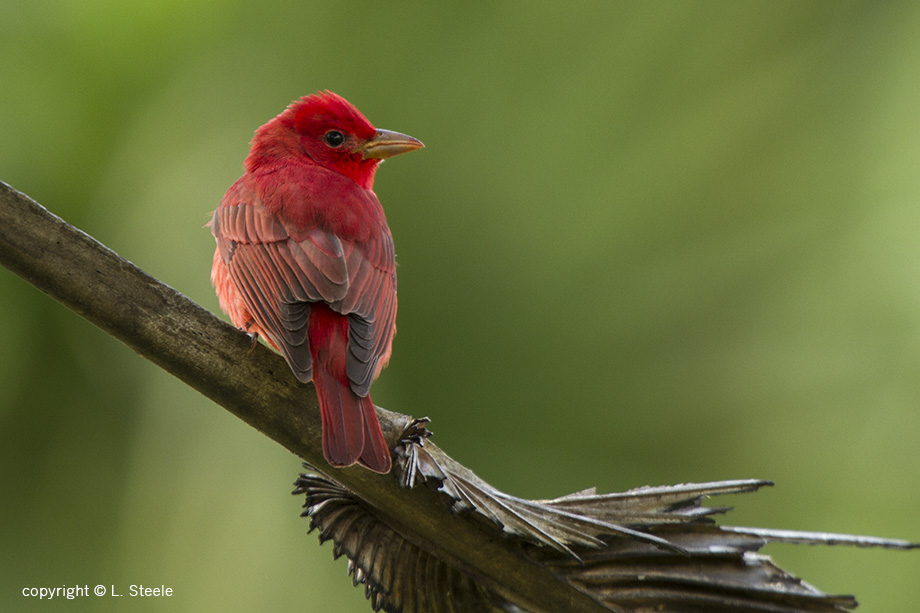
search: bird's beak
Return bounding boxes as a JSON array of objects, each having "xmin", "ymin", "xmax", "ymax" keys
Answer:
[{"xmin": 360, "ymin": 129, "xmax": 424, "ymax": 160}]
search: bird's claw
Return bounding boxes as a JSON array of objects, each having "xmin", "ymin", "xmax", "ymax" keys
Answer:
[{"xmin": 242, "ymin": 319, "xmax": 260, "ymax": 352}]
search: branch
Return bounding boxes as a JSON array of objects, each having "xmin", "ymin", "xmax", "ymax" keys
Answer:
[{"xmin": 1, "ymin": 181, "xmax": 914, "ymax": 612}]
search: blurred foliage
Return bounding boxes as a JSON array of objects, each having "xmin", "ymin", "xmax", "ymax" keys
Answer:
[{"xmin": 2, "ymin": 1, "xmax": 919, "ymax": 611}]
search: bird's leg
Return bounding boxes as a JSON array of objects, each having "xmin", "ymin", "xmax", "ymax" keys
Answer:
[{"xmin": 243, "ymin": 318, "xmax": 260, "ymax": 352}]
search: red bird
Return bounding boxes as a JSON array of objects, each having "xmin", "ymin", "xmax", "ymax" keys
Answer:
[{"xmin": 210, "ymin": 91, "xmax": 422, "ymax": 473}]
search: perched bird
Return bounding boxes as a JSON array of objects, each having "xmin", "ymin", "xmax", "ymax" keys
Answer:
[{"xmin": 210, "ymin": 91, "xmax": 422, "ymax": 473}]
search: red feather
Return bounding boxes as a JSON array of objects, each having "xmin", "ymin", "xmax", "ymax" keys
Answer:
[{"xmin": 210, "ymin": 92, "xmax": 422, "ymax": 473}]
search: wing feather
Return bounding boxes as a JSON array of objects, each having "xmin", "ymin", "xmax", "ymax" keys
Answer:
[{"xmin": 212, "ymin": 194, "xmax": 397, "ymax": 396}]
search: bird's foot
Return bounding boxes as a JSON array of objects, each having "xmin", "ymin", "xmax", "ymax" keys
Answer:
[{"xmin": 242, "ymin": 319, "xmax": 260, "ymax": 352}]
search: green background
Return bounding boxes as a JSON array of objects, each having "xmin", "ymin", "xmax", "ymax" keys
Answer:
[{"xmin": 2, "ymin": 1, "xmax": 919, "ymax": 611}]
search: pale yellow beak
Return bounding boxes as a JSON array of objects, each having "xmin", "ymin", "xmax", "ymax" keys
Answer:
[{"xmin": 360, "ymin": 129, "xmax": 424, "ymax": 160}]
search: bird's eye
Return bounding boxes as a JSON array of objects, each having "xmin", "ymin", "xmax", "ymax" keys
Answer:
[{"xmin": 323, "ymin": 130, "xmax": 345, "ymax": 148}]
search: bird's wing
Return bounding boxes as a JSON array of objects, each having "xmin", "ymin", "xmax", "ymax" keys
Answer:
[
  {"xmin": 212, "ymin": 198, "xmax": 348, "ymax": 382},
  {"xmin": 211, "ymin": 192, "xmax": 397, "ymax": 395},
  {"xmin": 332, "ymin": 227, "xmax": 397, "ymax": 397}
]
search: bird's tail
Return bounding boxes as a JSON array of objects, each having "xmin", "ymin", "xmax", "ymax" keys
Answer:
[
  {"xmin": 308, "ymin": 304, "xmax": 391, "ymax": 473},
  {"xmin": 313, "ymin": 364, "xmax": 391, "ymax": 473},
  {"xmin": 308, "ymin": 303, "xmax": 391, "ymax": 473}
]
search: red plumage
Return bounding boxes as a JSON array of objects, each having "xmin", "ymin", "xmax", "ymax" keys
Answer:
[{"xmin": 210, "ymin": 91, "xmax": 422, "ymax": 473}]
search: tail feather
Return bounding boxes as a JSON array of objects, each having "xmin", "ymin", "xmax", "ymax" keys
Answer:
[
  {"xmin": 313, "ymin": 359, "xmax": 391, "ymax": 473},
  {"xmin": 309, "ymin": 303, "xmax": 392, "ymax": 474},
  {"xmin": 356, "ymin": 394, "xmax": 391, "ymax": 473},
  {"xmin": 314, "ymin": 363, "xmax": 366, "ymax": 468}
]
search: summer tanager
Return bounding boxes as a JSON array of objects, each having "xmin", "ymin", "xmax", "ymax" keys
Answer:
[{"xmin": 209, "ymin": 91, "xmax": 422, "ymax": 473}]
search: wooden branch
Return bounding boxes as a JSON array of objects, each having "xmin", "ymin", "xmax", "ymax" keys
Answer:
[{"xmin": 0, "ymin": 180, "xmax": 610, "ymax": 612}]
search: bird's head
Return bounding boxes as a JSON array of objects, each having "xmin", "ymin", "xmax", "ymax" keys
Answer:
[{"xmin": 247, "ymin": 90, "xmax": 423, "ymax": 190}]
